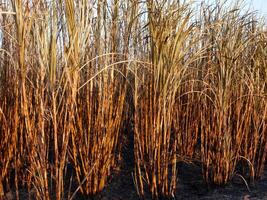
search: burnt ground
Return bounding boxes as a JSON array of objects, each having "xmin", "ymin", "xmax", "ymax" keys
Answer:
[
  {"xmin": 6, "ymin": 130, "xmax": 267, "ymax": 200},
  {"xmin": 88, "ymin": 159, "xmax": 267, "ymax": 200},
  {"xmin": 73, "ymin": 131, "xmax": 267, "ymax": 200},
  {"xmin": 6, "ymin": 155, "xmax": 267, "ymax": 200},
  {"xmin": 6, "ymin": 150, "xmax": 267, "ymax": 200},
  {"xmin": 86, "ymin": 159, "xmax": 267, "ymax": 200}
]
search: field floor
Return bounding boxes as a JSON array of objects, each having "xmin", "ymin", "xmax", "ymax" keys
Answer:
[
  {"xmin": 74, "ymin": 135, "xmax": 267, "ymax": 200},
  {"xmin": 94, "ymin": 162, "xmax": 267, "ymax": 200},
  {"xmin": 7, "ymin": 147, "xmax": 267, "ymax": 200},
  {"xmin": 9, "ymin": 136, "xmax": 267, "ymax": 200},
  {"xmin": 9, "ymin": 133, "xmax": 267, "ymax": 200}
]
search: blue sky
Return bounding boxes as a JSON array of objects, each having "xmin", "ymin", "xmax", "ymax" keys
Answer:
[
  {"xmin": 251, "ymin": 0, "xmax": 267, "ymax": 16},
  {"xmin": 199, "ymin": 0, "xmax": 267, "ymax": 18}
]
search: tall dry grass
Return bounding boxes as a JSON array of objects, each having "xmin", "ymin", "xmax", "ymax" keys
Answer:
[
  {"xmin": 0, "ymin": 0, "xmax": 130, "ymax": 199},
  {"xmin": 0, "ymin": 0, "xmax": 266, "ymax": 200},
  {"xmin": 133, "ymin": 1, "xmax": 203, "ymax": 198},
  {"xmin": 198, "ymin": 1, "xmax": 267, "ymax": 185}
]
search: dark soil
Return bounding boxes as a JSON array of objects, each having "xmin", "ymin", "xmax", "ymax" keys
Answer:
[
  {"xmin": 6, "ymin": 130, "xmax": 267, "ymax": 200},
  {"xmin": 73, "ymin": 130, "xmax": 267, "ymax": 200},
  {"xmin": 87, "ymin": 161, "xmax": 267, "ymax": 200},
  {"xmin": 12, "ymin": 162, "xmax": 267, "ymax": 200}
]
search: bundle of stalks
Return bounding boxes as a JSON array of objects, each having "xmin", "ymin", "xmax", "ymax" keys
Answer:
[
  {"xmin": 134, "ymin": 1, "xmax": 201, "ymax": 198},
  {"xmin": 240, "ymin": 21, "xmax": 267, "ymax": 180},
  {"xmin": 70, "ymin": 55, "xmax": 127, "ymax": 195},
  {"xmin": 0, "ymin": 2, "xmax": 16, "ymax": 198},
  {"xmin": 0, "ymin": 0, "xmax": 129, "ymax": 199},
  {"xmin": 67, "ymin": 0, "xmax": 132, "ymax": 195},
  {"xmin": 199, "ymin": 1, "xmax": 267, "ymax": 185}
]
